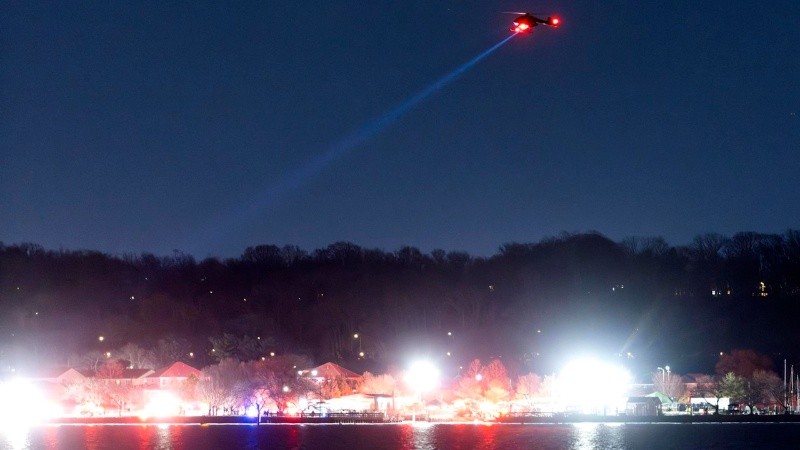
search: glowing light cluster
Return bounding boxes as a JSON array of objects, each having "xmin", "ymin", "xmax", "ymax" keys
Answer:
[
  {"xmin": 0, "ymin": 379, "xmax": 55, "ymax": 427},
  {"xmin": 140, "ymin": 391, "xmax": 181, "ymax": 419},
  {"xmin": 557, "ymin": 358, "xmax": 631, "ymax": 414},
  {"xmin": 246, "ymin": 405, "xmax": 259, "ymax": 418},
  {"xmin": 405, "ymin": 361, "xmax": 440, "ymax": 393},
  {"xmin": 513, "ymin": 22, "xmax": 531, "ymax": 33}
]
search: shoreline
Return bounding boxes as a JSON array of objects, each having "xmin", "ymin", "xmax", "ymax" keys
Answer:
[
  {"xmin": 39, "ymin": 413, "xmax": 800, "ymax": 426},
  {"xmin": 496, "ymin": 413, "xmax": 800, "ymax": 424}
]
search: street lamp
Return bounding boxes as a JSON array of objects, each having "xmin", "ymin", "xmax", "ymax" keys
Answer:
[
  {"xmin": 353, "ymin": 333, "xmax": 362, "ymax": 355},
  {"xmin": 657, "ymin": 367, "xmax": 666, "ymax": 384}
]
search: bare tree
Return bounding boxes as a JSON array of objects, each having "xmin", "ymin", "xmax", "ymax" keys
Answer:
[
  {"xmin": 209, "ymin": 333, "xmax": 271, "ymax": 363},
  {"xmin": 244, "ymin": 354, "xmax": 313, "ymax": 414},
  {"xmin": 693, "ymin": 374, "xmax": 723, "ymax": 413},
  {"xmin": 74, "ymin": 351, "xmax": 105, "ymax": 372},
  {"xmin": 152, "ymin": 337, "xmax": 191, "ymax": 368},
  {"xmin": 482, "ymin": 359, "xmax": 512, "ymax": 403},
  {"xmin": 358, "ymin": 372, "xmax": 397, "ymax": 397},
  {"xmin": 117, "ymin": 343, "xmax": 155, "ymax": 369},
  {"xmin": 652, "ymin": 371, "xmax": 685, "ymax": 401},
  {"xmin": 197, "ymin": 358, "xmax": 243, "ymax": 416},
  {"xmin": 623, "ymin": 236, "xmax": 670, "ymax": 257},
  {"xmin": 514, "ymin": 373, "xmax": 542, "ymax": 411},
  {"xmin": 453, "ymin": 359, "xmax": 483, "ymax": 403},
  {"xmin": 748, "ymin": 370, "xmax": 784, "ymax": 413},
  {"xmin": 96, "ymin": 359, "xmax": 134, "ymax": 416}
]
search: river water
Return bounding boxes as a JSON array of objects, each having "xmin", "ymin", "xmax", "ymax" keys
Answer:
[{"xmin": 3, "ymin": 422, "xmax": 800, "ymax": 450}]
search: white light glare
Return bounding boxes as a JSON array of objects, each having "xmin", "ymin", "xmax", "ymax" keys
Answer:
[
  {"xmin": 558, "ymin": 358, "xmax": 631, "ymax": 413},
  {"xmin": 405, "ymin": 361, "xmax": 440, "ymax": 393},
  {"xmin": 0, "ymin": 379, "xmax": 52, "ymax": 426}
]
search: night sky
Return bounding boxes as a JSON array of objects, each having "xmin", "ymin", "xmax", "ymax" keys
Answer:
[{"xmin": 3, "ymin": 1, "xmax": 798, "ymax": 259}]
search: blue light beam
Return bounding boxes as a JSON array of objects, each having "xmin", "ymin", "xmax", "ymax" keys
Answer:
[{"xmin": 193, "ymin": 34, "xmax": 516, "ymax": 251}]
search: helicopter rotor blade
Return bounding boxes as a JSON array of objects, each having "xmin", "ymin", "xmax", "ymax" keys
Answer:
[{"xmin": 502, "ymin": 11, "xmax": 551, "ymax": 16}]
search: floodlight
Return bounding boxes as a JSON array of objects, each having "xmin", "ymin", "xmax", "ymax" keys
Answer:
[{"xmin": 405, "ymin": 361, "xmax": 440, "ymax": 393}]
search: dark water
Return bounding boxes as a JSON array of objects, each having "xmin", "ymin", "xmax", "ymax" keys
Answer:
[{"xmin": 4, "ymin": 422, "xmax": 800, "ymax": 450}]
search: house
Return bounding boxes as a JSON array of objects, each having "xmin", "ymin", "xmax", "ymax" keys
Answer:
[
  {"xmin": 144, "ymin": 362, "xmax": 201, "ymax": 389},
  {"xmin": 98, "ymin": 368, "xmax": 154, "ymax": 386},
  {"xmin": 20, "ymin": 367, "xmax": 88, "ymax": 385},
  {"xmin": 299, "ymin": 362, "xmax": 362, "ymax": 382}
]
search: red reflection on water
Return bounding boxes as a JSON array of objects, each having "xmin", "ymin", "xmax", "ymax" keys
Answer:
[
  {"xmin": 168, "ymin": 424, "xmax": 184, "ymax": 447},
  {"xmin": 137, "ymin": 425, "xmax": 151, "ymax": 450},
  {"xmin": 397, "ymin": 424, "xmax": 415, "ymax": 450},
  {"xmin": 286, "ymin": 425, "xmax": 300, "ymax": 449},
  {"xmin": 83, "ymin": 425, "xmax": 100, "ymax": 450},
  {"xmin": 134, "ymin": 424, "xmax": 185, "ymax": 450},
  {"xmin": 477, "ymin": 422, "xmax": 498, "ymax": 448},
  {"xmin": 42, "ymin": 426, "xmax": 60, "ymax": 450}
]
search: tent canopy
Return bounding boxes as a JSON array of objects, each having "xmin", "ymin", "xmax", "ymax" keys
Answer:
[{"xmin": 647, "ymin": 391, "xmax": 673, "ymax": 404}]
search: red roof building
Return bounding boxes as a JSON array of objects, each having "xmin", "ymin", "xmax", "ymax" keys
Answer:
[
  {"xmin": 98, "ymin": 368, "xmax": 154, "ymax": 386},
  {"xmin": 21, "ymin": 367, "xmax": 87, "ymax": 385},
  {"xmin": 300, "ymin": 362, "xmax": 362, "ymax": 382},
  {"xmin": 145, "ymin": 362, "xmax": 201, "ymax": 389}
]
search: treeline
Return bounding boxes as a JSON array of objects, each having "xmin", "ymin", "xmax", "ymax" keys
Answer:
[{"xmin": 1, "ymin": 230, "xmax": 799, "ymax": 376}]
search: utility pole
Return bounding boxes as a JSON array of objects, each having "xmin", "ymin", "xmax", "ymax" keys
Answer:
[
  {"xmin": 785, "ymin": 359, "xmax": 788, "ymax": 414},
  {"xmin": 792, "ymin": 365, "xmax": 796, "ymax": 414}
]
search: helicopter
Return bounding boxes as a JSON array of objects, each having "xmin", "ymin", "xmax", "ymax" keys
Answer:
[{"xmin": 506, "ymin": 12, "xmax": 561, "ymax": 33}]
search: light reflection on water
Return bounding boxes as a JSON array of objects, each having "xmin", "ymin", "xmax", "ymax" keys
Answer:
[
  {"xmin": 155, "ymin": 424, "xmax": 174, "ymax": 450},
  {"xmin": 83, "ymin": 425, "xmax": 99, "ymax": 450},
  {"xmin": 0, "ymin": 424, "xmax": 29, "ymax": 450},
  {"xmin": 570, "ymin": 422, "xmax": 625, "ymax": 449},
  {"xmin": 136, "ymin": 425, "xmax": 151, "ymax": 450},
  {"xmin": 571, "ymin": 422, "xmax": 598, "ymax": 449},
  {"xmin": 3, "ymin": 422, "xmax": 800, "ymax": 450},
  {"xmin": 410, "ymin": 422, "xmax": 435, "ymax": 450}
]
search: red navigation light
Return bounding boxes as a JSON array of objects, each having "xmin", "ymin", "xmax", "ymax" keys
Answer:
[{"xmin": 549, "ymin": 17, "xmax": 560, "ymax": 26}]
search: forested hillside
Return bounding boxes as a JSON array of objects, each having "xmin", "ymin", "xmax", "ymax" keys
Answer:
[{"xmin": 2, "ymin": 231, "xmax": 799, "ymax": 377}]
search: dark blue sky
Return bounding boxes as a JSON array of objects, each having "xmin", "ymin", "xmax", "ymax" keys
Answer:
[{"xmin": 2, "ymin": 1, "xmax": 798, "ymax": 258}]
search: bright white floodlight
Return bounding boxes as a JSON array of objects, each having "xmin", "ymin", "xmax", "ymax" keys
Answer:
[
  {"xmin": 558, "ymin": 358, "xmax": 632, "ymax": 414},
  {"xmin": 0, "ymin": 379, "xmax": 50, "ymax": 426},
  {"xmin": 405, "ymin": 361, "xmax": 440, "ymax": 393},
  {"xmin": 405, "ymin": 361, "xmax": 440, "ymax": 422}
]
